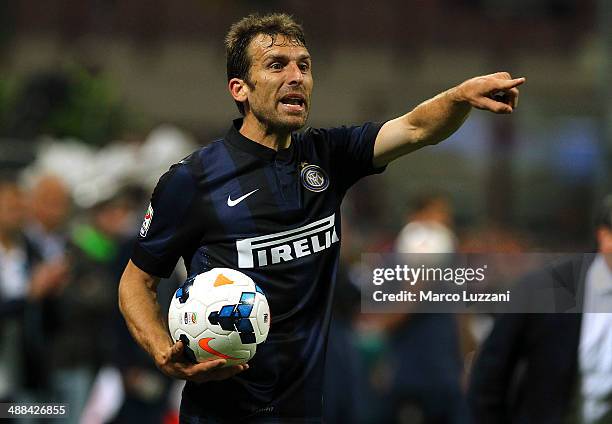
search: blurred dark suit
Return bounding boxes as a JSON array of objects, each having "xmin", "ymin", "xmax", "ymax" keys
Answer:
[
  {"xmin": 0, "ymin": 234, "xmax": 48, "ymax": 399},
  {"xmin": 469, "ymin": 255, "xmax": 594, "ymax": 424}
]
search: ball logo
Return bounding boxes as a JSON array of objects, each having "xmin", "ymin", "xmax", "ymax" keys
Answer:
[
  {"xmin": 184, "ymin": 312, "xmax": 197, "ymax": 324},
  {"xmin": 301, "ymin": 164, "xmax": 329, "ymax": 193}
]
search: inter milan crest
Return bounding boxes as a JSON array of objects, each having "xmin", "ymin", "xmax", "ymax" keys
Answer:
[{"xmin": 300, "ymin": 164, "xmax": 329, "ymax": 193}]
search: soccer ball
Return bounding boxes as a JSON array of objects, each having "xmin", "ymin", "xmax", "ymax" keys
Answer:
[{"xmin": 168, "ymin": 268, "xmax": 271, "ymax": 366}]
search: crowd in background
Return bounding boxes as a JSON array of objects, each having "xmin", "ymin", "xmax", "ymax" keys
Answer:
[{"xmin": 0, "ymin": 167, "xmax": 178, "ymax": 423}]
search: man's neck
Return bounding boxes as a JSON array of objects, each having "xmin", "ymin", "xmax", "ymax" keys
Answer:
[{"xmin": 239, "ymin": 114, "xmax": 291, "ymax": 151}]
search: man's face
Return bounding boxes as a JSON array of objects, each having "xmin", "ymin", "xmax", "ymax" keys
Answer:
[
  {"xmin": 30, "ymin": 176, "xmax": 70, "ymax": 232},
  {"xmin": 241, "ymin": 34, "xmax": 313, "ymax": 132}
]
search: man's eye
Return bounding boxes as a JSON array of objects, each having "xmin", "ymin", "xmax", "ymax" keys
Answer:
[
  {"xmin": 299, "ymin": 64, "xmax": 310, "ymax": 72},
  {"xmin": 270, "ymin": 63, "xmax": 283, "ymax": 70}
]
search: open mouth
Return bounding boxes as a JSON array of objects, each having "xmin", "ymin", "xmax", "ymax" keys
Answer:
[{"xmin": 279, "ymin": 95, "xmax": 306, "ymax": 112}]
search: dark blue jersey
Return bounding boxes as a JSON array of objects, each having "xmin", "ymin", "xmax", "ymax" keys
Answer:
[{"xmin": 132, "ymin": 119, "xmax": 385, "ymax": 422}]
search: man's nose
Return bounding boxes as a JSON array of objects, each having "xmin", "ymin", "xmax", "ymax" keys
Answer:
[{"xmin": 286, "ymin": 62, "xmax": 304, "ymax": 85}]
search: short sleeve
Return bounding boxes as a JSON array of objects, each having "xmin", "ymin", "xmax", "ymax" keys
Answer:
[
  {"xmin": 131, "ymin": 161, "xmax": 199, "ymax": 278},
  {"xmin": 319, "ymin": 122, "xmax": 386, "ymax": 192}
]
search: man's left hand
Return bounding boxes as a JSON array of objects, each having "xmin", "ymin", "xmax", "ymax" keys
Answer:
[{"xmin": 451, "ymin": 72, "xmax": 526, "ymax": 114}]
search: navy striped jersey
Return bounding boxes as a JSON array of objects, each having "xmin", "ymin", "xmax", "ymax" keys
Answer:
[{"xmin": 132, "ymin": 118, "xmax": 385, "ymax": 422}]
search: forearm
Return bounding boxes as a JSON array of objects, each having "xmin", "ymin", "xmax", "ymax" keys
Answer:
[
  {"xmin": 118, "ymin": 260, "xmax": 171, "ymax": 364},
  {"xmin": 373, "ymin": 88, "xmax": 470, "ymax": 167},
  {"xmin": 404, "ymin": 87, "xmax": 471, "ymax": 146}
]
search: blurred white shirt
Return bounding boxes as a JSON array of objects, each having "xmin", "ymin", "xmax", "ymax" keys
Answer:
[
  {"xmin": 0, "ymin": 242, "xmax": 29, "ymax": 400},
  {"xmin": 394, "ymin": 221, "xmax": 457, "ymax": 254},
  {"xmin": 579, "ymin": 255, "xmax": 612, "ymax": 423},
  {"xmin": 0, "ymin": 243, "xmax": 28, "ymax": 300}
]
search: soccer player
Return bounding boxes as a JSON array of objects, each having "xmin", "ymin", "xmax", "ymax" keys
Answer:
[{"xmin": 118, "ymin": 13, "xmax": 524, "ymax": 423}]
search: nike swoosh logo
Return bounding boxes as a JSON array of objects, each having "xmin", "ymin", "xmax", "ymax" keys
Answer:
[
  {"xmin": 198, "ymin": 338, "xmax": 239, "ymax": 360},
  {"xmin": 227, "ymin": 189, "xmax": 259, "ymax": 207}
]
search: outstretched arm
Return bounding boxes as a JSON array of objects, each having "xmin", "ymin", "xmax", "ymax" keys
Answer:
[{"xmin": 373, "ymin": 72, "xmax": 525, "ymax": 167}]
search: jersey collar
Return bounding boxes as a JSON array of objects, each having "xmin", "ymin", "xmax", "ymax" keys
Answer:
[{"xmin": 225, "ymin": 119, "xmax": 295, "ymax": 162}]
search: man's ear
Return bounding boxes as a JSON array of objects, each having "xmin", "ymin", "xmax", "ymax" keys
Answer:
[{"xmin": 229, "ymin": 78, "xmax": 249, "ymax": 103}]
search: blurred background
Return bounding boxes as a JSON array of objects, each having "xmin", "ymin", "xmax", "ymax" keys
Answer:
[{"xmin": 0, "ymin": 0, "xmax": 611, "ymax": 423}]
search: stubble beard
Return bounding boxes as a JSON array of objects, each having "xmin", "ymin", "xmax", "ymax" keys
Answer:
[{"xmin": 251, "ymin": 103, "xmax": 309, "ymax": 135}]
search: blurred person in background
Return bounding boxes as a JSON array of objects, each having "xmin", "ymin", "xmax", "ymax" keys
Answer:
[
  {"xmin": 24, "ymin": 173, "xmax": 71, "ymax": 261},
  {"xmin": 469, "ymin": 195, "xmax": 612, "ymax": 424},
  {"xmin": 395, "ymin": 193, "xmax": 457, "ymax": 254},
  {"xmin": 0, "ymin": 172, "xmax": 66, "ymax": 409},
  {"xmin": 80, "ymin": 185, "xmax": 179, "ymax": 424},
  {"xmin": 357, "ymin": 193, "xmax": 470, "ymax": 423},
  {"xmin": 458, "ymin": 224, "xmax": 529, "ymax": 349},
  {"xmin": 324, "ymin": 218, "xmax": 371, "ymax": 424},
  {"xmin": 45, "ymin": 189, "xmax": 135, "ymax": 424}
]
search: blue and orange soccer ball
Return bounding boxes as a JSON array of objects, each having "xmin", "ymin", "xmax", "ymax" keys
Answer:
[{"xmin": 168, "ymin": 268, "xmax": 271, "ymax": 366}]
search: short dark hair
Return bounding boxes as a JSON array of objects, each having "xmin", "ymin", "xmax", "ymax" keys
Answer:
[{"xmin": 225, "ymin": 13, "xmax": 307, "ymax": 115}]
